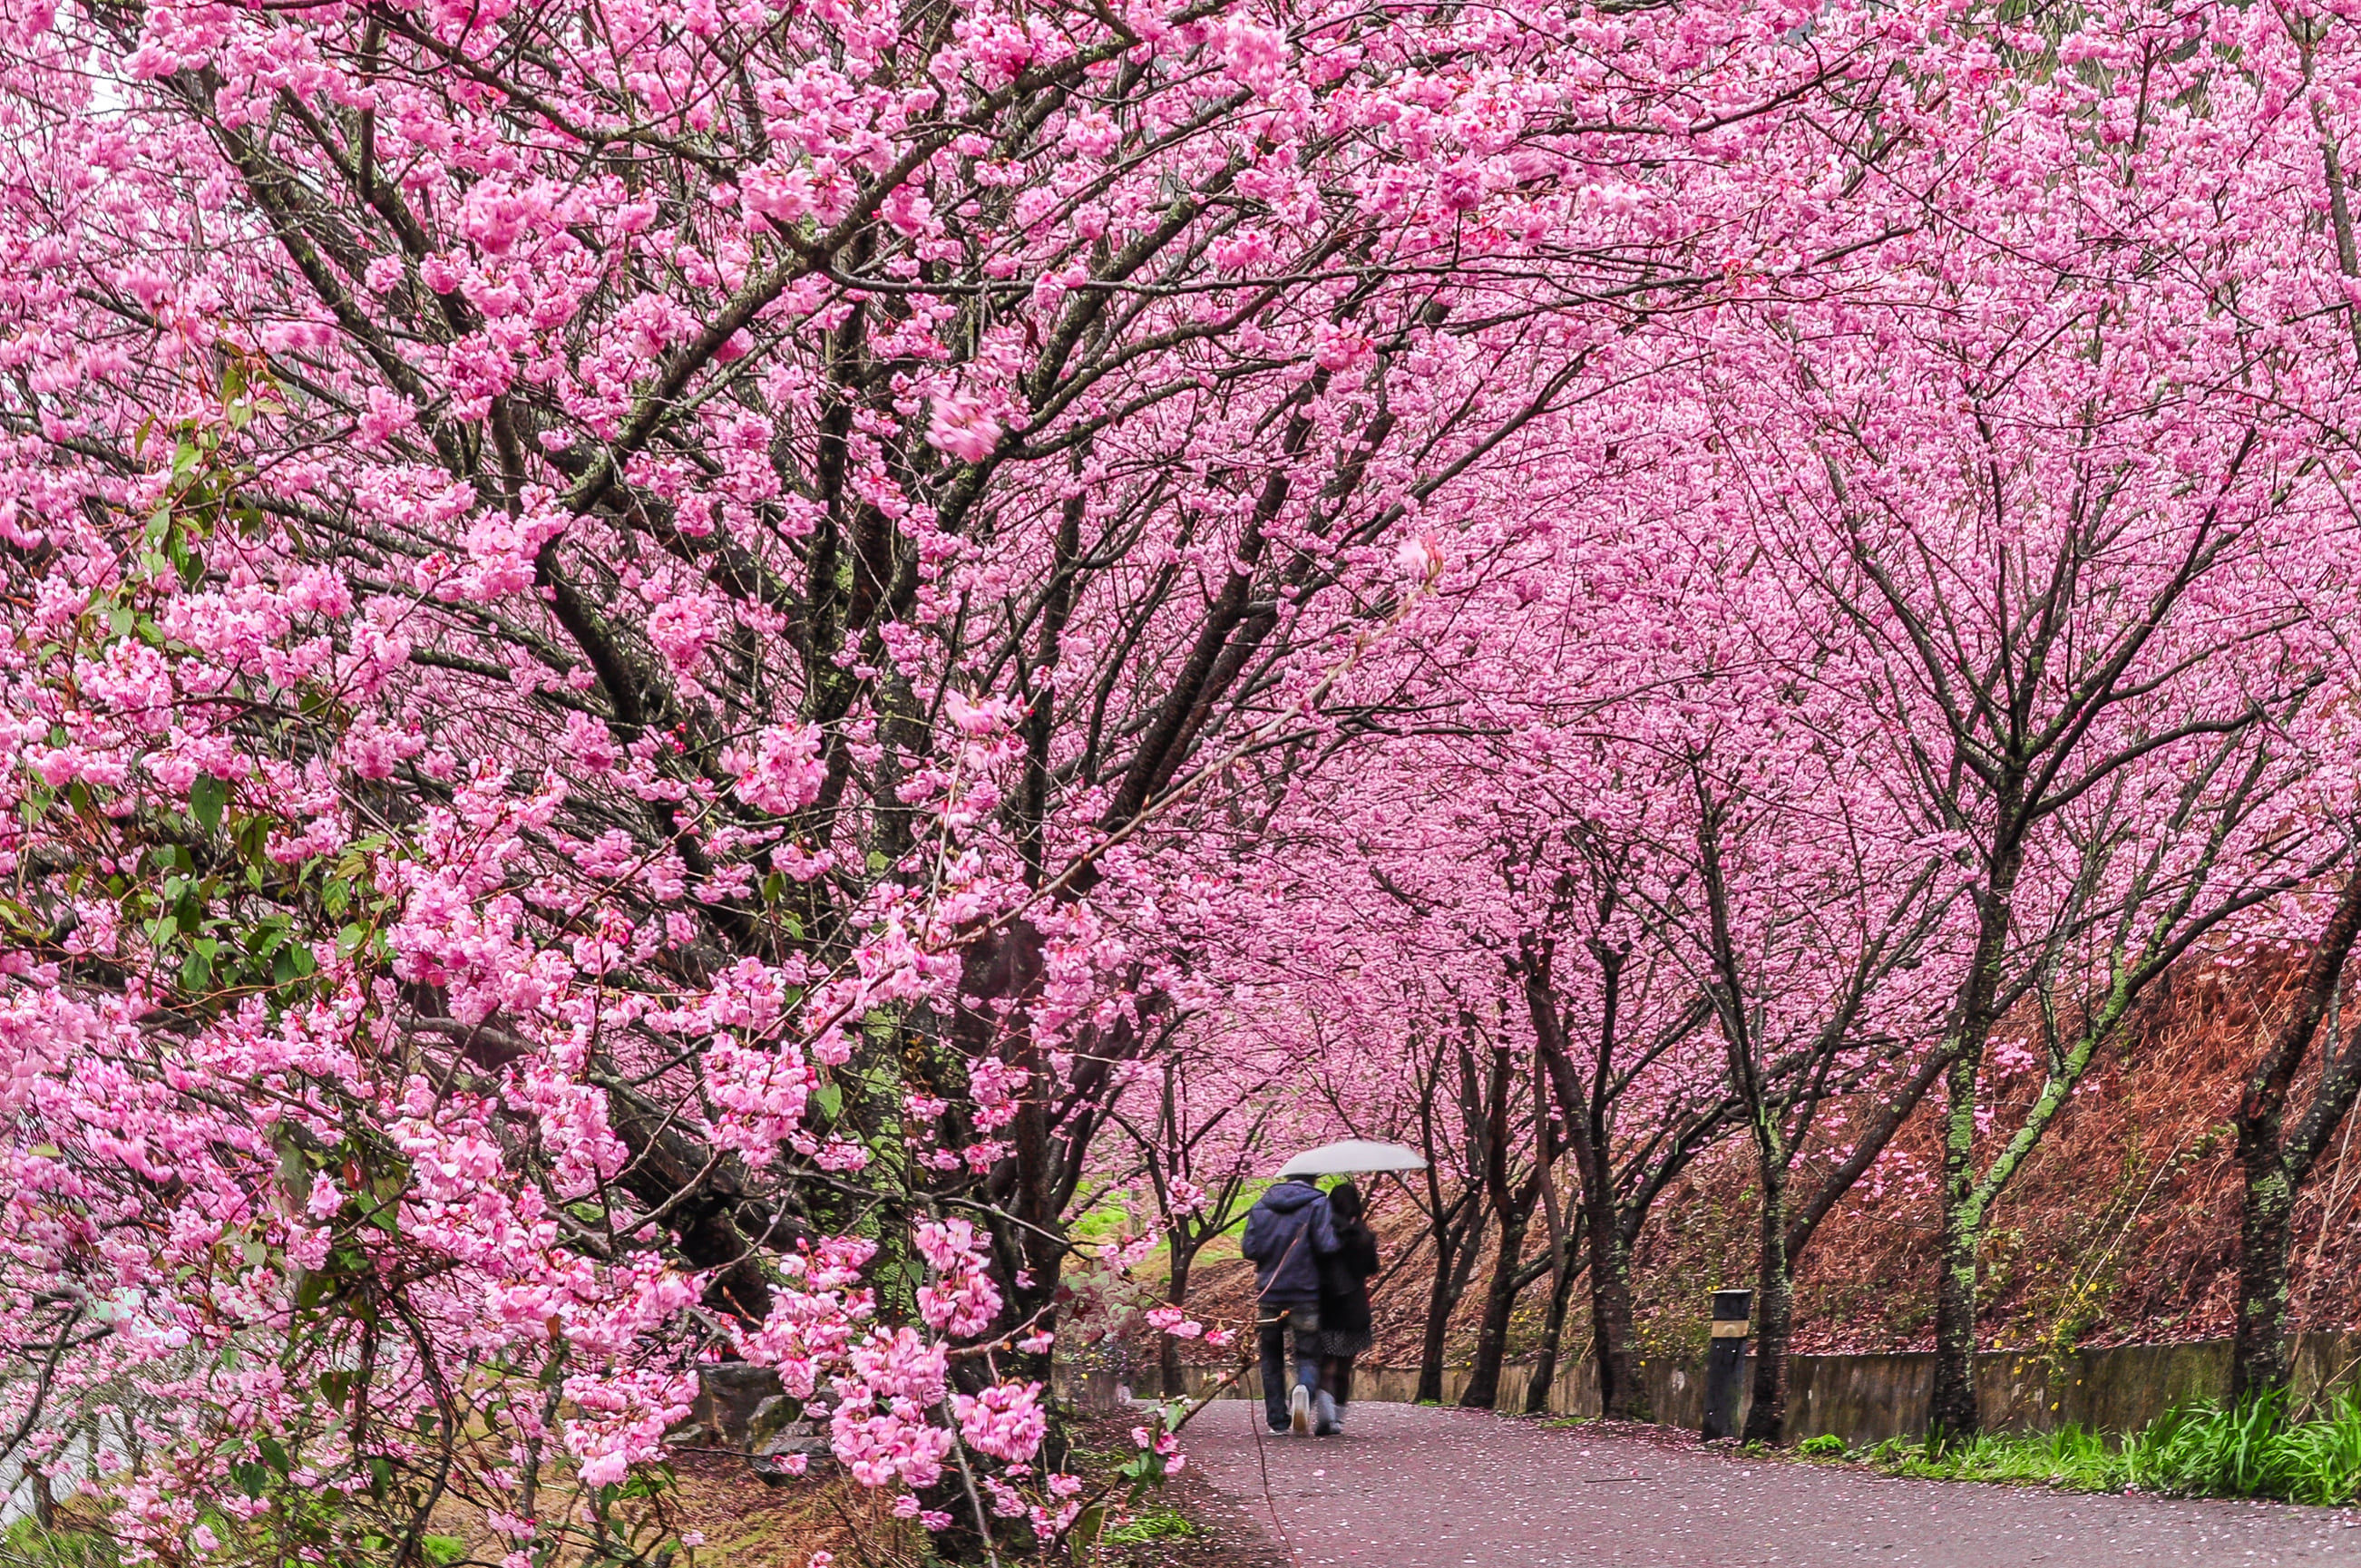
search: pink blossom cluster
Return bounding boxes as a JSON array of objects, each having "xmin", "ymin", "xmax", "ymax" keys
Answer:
[{"xmin": 914, "ymin": 1218, "xmax": 1006, "ymax": 1337}]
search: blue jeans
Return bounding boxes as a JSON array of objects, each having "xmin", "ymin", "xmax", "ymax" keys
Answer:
[{"xmin": 1258, "ymin": 1303, "xmax": 1322, "ymax": 1428}]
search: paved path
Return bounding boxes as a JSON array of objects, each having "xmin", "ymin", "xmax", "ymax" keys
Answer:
[{"xmin": 1178, "ymin": 1401, "xmax": 2361, "ymax": 1566}]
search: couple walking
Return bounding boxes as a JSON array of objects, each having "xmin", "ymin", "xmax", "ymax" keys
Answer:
[{"xmin": 1240, "ymin": 1176, "xmax": 1380, "ymax": 1437}]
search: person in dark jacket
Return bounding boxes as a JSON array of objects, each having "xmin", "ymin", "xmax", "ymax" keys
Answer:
[
  {"xmin": 1239, "ymin": 1177, "xmax": 1340, "ymax": 1434},
  {"xmin": 1313, "ymin": 1182, "xmax": 1380, "ymax": 1436}
]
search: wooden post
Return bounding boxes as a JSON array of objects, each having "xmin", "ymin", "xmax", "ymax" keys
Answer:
[{"xmin": 1702, "ymin": 1288, "xmax": 1752, "ymax": 1441}]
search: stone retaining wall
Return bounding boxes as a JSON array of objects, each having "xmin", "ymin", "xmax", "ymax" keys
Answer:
[{"xmin": 1073, "ymin": 1332, "xmax": 2361, "ymax": 1446}]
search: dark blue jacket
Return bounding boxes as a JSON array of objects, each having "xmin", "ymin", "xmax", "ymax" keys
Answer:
[{"xmin": 1240, "ymin": 1181, "xmax": 1340, "ymax": 1306}]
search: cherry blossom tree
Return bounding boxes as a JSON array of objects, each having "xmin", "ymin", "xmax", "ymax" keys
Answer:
[
  {"xmin": 0, "ymin": 0, "xmax": 1952, "ymax": 1552},
  {"xmin": 1727, "ymin": 239, "xmax": 2351, "ymax": 1441},
  {"xmin": 1105, "ymin": 1027, "xmax": 1281, "ymax": 1398},
  {"xmin": 1638, "ymin": 733, "xmax": 1958, "ymax": 1443}
]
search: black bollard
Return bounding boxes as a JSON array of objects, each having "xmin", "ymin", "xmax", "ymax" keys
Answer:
[{"xmin": 1700, "ymin": 1288, "xmax": 1752, "ymax": 1441}]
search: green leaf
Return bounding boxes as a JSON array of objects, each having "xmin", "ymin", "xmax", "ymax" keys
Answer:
[
  {"xmin": 258, "ymin": 1437, "xmax": 291, "ymax": 1476},
  {"xmin": 190, "ymin": 774, "xmax": 228, "ymax": 833},
  {"xmin": 231, "ymin": 1461, "xmax": 269, "ymax": 1499},
  {"xmin": 812, "ymin": 1082, "xmax": 843, "ymax": 1121},
  {"xmin": 275, "ymin": 1135, "xmax": 313, "ymax": 1213},
  {"xmin": 618, "ymin": 1467, "xmax": 671, "ymax": 1500}
]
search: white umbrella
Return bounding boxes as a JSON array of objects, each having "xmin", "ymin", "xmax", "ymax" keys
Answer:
[{"xmin": 1273, "ymin": 1139, "xmax": 1429, "ymax": 1177}]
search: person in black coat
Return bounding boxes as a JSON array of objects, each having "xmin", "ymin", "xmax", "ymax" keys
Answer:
[
  {"xmin": 1240, "ymin": 1177, "xmax": 1340, "ymax": 1434},
  {"xmin": 1313, "ymin": 1181, "xmax": 1380, "ymax": 1436}
]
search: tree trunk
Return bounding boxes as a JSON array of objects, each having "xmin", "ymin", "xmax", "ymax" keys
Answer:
[
  {"xmin": 1459, "ymin": 1213, "xmax": 1530, "ymax": 1409},
  {"xmin": 2230, "ymin": 861, "xmax": 2361, "ymax": 1404},
  {"xmin": 1416, "ymin": 1228, "xmax": 1463, "ymax": 1404},
  {"xmin": 962, "ymin": 920, "xmax": 1061, "ymax": 1396},
  {"xmin": 1740, "ymin": 1169, "xmax": 1792, "ymax": 1445},
  {"xmin": 1526, "ymin": 952, "xmax": 1647, "ymax": 1420},
  {"xmin": 1522, "ymin": 1236, "xmax": 1581, "ymax": 1415},
  {"xmin": 1159, "ymin": 1244, "xmax": 1194, "ymax": 1399},
  {"xmin": 1000, "ymin": 1073, "xmax": 1063, "ymax": 1393},
  {"xmin": 1586, "ymin": 1183, "xmax": 1646, "ymax": 1420},
  {"xmin": 1927, "ymin": 1052, "xmax": 1984, "ymax": 1439},
  {"xmin": 2232, "ymin": 1148, "xmax": 2298, "ymax": 1401}
]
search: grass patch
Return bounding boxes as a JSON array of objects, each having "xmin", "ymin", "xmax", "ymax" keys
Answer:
[
  {"xmin": 1105, "ymin": 1505, "xmax": 1197, "ymax": 1544},
  {"xmin": 1796, "ymin": 1434, "xmax": 1847, "ymax": 1458},
  {"xmin": 1, "ymin": 1518, "xmax": 120, "ymax": 1568},
  {"xmin": 1874, "ymin": 1423, "xmax": 2122, "ymax": 1489},
  {"xmin": 1869, "ymin": 1389, "xmax": 2361, "ymax": 1505}
]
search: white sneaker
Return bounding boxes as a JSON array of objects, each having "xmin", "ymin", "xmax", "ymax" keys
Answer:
[
  {"xmin": 1290, "ymin": 1383, "xmax": 1312, "ymax": 1437},
  {"xmin": 1314, "ymin": 1390, "xmax": 1338, "ymax": 1436}
]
